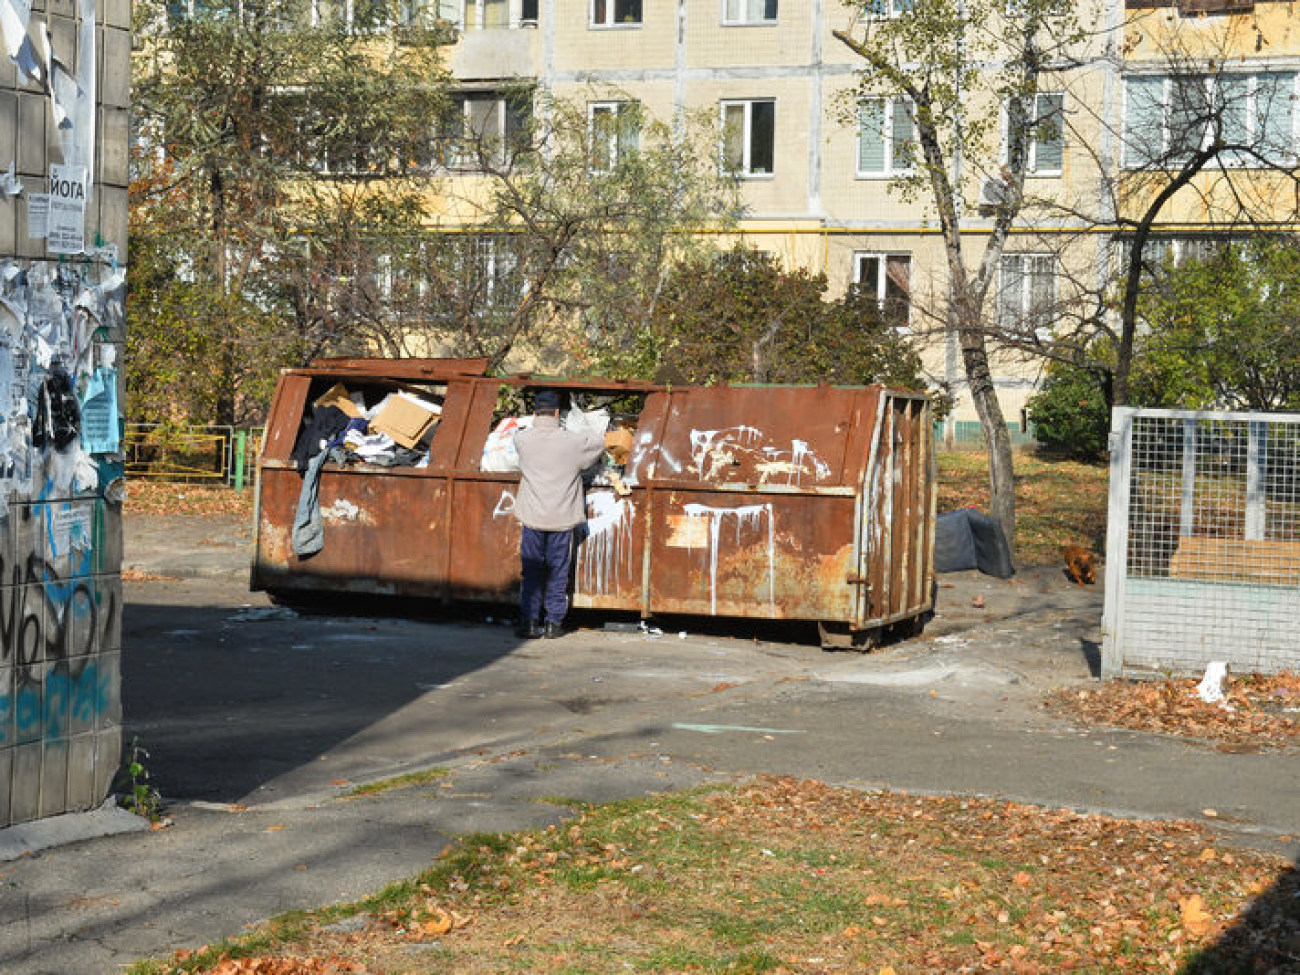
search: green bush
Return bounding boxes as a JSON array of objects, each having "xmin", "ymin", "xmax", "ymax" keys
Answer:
[{"xmin": 1026, "ymin": 365, "xmax": 1109, "ymax": 461}]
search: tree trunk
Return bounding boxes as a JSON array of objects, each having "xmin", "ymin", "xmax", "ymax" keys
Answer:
[{"xmin": 956, "ymin": 287, "xmax": 1017, "ymax": 563}]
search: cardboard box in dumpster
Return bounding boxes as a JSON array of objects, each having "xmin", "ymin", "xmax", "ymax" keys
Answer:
[
  {"xmin": 371, "ymin": 392, "xmax": 441, "ymax": 448},
  {"xmin": 314, "ymin": 383, "xmax": 364, "ymax": 419},
  {"xmin": 604, "ymin": 427, "xmax": 634, "ymax": 466}
]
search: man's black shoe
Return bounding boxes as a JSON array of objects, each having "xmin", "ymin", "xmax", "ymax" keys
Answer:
[
  {"xmin": 543, "ymin": 621, "xmax": 564, "ymax": 639},
  {"xmin": 515, "ymin": 621, "xmax": 544, "ymax": 639}
]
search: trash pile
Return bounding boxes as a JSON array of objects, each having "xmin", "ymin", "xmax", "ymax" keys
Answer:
[
  {"xmin": 291, "ymin": 382, "xmax": 444, "ymax": 471},
  {"xmin": 481, "ymin": 403, "xmax": 636, "ymax": 496}
]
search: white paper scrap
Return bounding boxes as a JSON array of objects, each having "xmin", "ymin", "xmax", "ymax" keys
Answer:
[{"xmin": 1196, "ymin": 661, "xmax": 1230, "ymax": 705}]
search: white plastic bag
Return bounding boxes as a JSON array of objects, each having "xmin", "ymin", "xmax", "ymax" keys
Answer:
[
  {"xmin": 562, "ymin": 406, "xmax": 610, "ymax": 436},
  {"xmin": 480, "ymin": 415, "xmax": 532, "ymax": 472}
]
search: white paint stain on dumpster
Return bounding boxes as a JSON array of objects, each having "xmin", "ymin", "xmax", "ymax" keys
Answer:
[
  {"xmin": 576, "ymin": 492, "xmax": 635, "ymax": 595},
  {"xmin": 491, "ymin": 489, "xmax": 515, "ymax": 519},
  {"xmin": 682, "ymin": 502, "xmax": 775, "ymax": 615},
  {"xmin": 689, "ymin": 426, "xmax": 763, "ymax": 480}
]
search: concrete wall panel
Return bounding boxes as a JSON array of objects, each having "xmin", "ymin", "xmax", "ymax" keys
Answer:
[{"xmin": 2, "ymin": 0, "xmax": 128, "ymax": 827}]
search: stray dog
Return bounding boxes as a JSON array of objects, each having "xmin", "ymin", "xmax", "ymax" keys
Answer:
[{"xmin": 1061, "ymin": 544, "xmax": 1096, "ymax": 585}]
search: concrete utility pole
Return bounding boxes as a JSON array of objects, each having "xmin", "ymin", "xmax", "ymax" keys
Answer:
[{"xmin": 1, "ymin": 0, "xmax": 129, "ymax": 826}]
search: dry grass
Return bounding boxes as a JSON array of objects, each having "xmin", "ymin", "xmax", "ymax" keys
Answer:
[
  {"xmin": 125, "ymin": 479, "xmax": 255, "ymax": 518},
  {"xmin": 135, "ymin": 777, "xmax": 1296, "ymax": 975},
  {"xmin": 937, "ymin": 451, "xmax": 1109, "ymax": 567}
]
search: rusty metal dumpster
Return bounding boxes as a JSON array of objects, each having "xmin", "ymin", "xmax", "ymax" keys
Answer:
[{"xmin": 251, "ymin": 358, "xmax": 936, "ymax": 646}]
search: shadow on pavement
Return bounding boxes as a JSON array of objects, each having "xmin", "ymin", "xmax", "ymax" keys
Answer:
[{"xmin": 122, "ymin": 591, "xmax": 524, "ymax": 804}]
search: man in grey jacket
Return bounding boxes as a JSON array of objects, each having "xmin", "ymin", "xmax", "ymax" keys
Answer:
[{"xmin": 513, "ymin": 390, "xmax": 606, "ymax": 639}]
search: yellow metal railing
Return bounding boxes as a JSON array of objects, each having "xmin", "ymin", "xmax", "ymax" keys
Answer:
[{"xmin": 124, "ymin": 424, "xmax": 263, "ymax": 487}]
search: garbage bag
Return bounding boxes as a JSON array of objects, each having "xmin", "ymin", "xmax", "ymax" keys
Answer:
[{"xmin": 935, "ymin": 508, "xmax": 1015, "ymax": 579}]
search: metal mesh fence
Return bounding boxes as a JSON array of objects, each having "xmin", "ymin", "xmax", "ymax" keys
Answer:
[
  {"xmin": 1105, "ymin": 408, "xmax": 1300, "ymax": 678},
  {"xmin": 1127, "ymin": 413, "xmax": 1300, "ymax": 585}
]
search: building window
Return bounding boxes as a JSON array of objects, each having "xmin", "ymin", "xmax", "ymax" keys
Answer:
[
  {"xmin": 462, "ymin": 0, "xmax": 508, "ymax": 27},
  {"xmin": 857, "ymin": 97, "xmax": 915, "ymax": 177},
  {"xmin": 1118, "ymin": 235, "xmax": 1234, "ymax": 279},
  {"xmin": 721, "ymin": 99, "xmax": 775, "ymax": 177},
  {"xmin": 591, "ymin": 0, "xmax": 641, "ymax": 27},
  {"xmin": 998, "ymin": 253, "xmax": 1055, "ymax": 335},
  {"xmin": 1123, "ymin": 72, "xmax": 1296, "ymax": 168},
  {"xmin": 589, "ymin": 101, "xmax": 640, "ymax": 173},
  {"xmin": 853, "ymin": 252, "xmax": 912, "ymax": 327},
  {"xmin": 435, "ymin": 90, "xmax": 531, "ymax": 170},
  {"xmin": 396, "ymin": 0, "xmax": 460, "ymax": 27},
  {"xmin": 1006, "ymin": 92, "xmax": 1064, "ymax": 175},
  {"xmin": 863, "ymin": 0, "xmax": 912, "ymax": 17},
  {"xmin": 723, "ymin": 0, "xmax": 777, "ymax": 24}
]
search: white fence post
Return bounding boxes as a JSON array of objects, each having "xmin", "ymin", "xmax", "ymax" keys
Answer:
[{"xmin": 1101, "ymin": 407, "xmax": 1134, "ymax": 679}]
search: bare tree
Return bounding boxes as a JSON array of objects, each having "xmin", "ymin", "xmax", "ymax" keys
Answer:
[
  {"xmin": 834, "ymin": 0, "xmax": 1092, "ymax": 559},
  {"xmin": 337, "ymin": 90, "xmax": 743, "ymax": 374}
]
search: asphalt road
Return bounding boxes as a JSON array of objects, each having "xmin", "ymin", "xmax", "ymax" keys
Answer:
[{"xmin": 0, "ymin": 513, "xmax": 1296, "ymax": 974}]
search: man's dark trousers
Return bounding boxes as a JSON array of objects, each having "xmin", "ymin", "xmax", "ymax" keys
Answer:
[{"xmin": 520, "ymin": 526, "xmax": 574, "ymax": 626}]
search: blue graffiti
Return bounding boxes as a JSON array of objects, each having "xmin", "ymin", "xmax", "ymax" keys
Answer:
[
  {"xmin": 1, "ymin": 522, "xmax": 119, "ymax": 746},
  {"xmin": 4, "ymin": 660, "xmax": 110, "ymax": 745}
]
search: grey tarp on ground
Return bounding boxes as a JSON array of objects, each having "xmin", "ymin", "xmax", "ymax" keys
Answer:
[{"xmin": 935, "ymin": 508, "xmax": 1015, "ymax": 578}]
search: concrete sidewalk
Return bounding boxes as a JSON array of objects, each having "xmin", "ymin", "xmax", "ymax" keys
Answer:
[{"xmin": 1, "ymin": 513, "xmax": 1295, "ymax": 974}]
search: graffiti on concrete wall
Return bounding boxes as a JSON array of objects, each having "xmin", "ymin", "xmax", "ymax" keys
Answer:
[
  {"xmin": 0, "ymin": 509, "xmax": 120, "ymax": 747},
  {"xmin": 0, "ymin": 257, "xmax": 125, "ymax": 821}
]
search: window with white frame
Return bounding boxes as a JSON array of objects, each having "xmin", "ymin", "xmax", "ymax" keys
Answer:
[
  {"xmin": 863, "ymin": 0, "xmax": 912, "ymax": 17},
  {"xmin": 396, "ymin": 0, "xmax": 458, "ymax": 27},
  {"xmin": 1119, "ymin": 235, "xmax": 1235, "ymax": 279},
  {"xmin": 460, "ymin": 234, "xmax": 522, "ymax": 306},
  {"xmin": 857, "ymin": 96, "xmax": 916, "ymax": 177},
  {"xmin": 1123, "ymin": 72, "xmax": 1296, "ymax": 168},
  {"xmin": 853, "ymin": 252, "xmax": 912, "ymax": 327},
  {"xmin": 723, "ymin": 0, "xmax": 777, "ymax": 24},
  {"xmin": 462, "ymin": 0, "xmax": 508, "ymax": 27},
  {"xmin": 1005, "ymin": 92, "xmax": 1064, "ymax": 175},
  {"xmin": 721, "ymin": 99, "xmax": 775, "ymax": 177},
  {"xmin": 589, "ymin": 101, "xmax": 640, "ymax": 172},
  {"xmin": 591, "ymin": 0, "xmax": 641, "ymax": 26},
  {"xmin": 255, "ymin": 0, "xmax": 388, "ymax": 31},
  {"xmin": 998, "ymin": 253, "xmax": 1055, "ymax": 335},
  {"xmin": 436, "ymin": 90, "xmax": 531, "ymax": 170}
]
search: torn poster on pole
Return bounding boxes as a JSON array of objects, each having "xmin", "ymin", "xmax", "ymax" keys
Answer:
[{"xmin": 46, "ymin": 164, "xmax": 86, "ymax": 255}]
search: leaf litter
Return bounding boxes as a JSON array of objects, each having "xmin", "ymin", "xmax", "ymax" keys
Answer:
[
  {"xmin": 1046, "ymin": 671, "xmax": 1300, "ymax": 752},
  {"xmin": 150, "ymin": 776, "xmax": 1296, "ymax": 974}
]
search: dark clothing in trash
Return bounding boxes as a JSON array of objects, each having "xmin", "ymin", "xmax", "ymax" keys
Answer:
[
  {"xmin": 935, "ymin": 508, "xmax": 1015, "ymax": 578},
  {"xmin": 291, "ymin": 405, "xmax": 352, "ymax": 469}
]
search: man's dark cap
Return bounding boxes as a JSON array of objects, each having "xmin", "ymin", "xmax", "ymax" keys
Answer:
[{"xmin": 533, "ymin": 390, "xmax": 561, "ymax": 412}]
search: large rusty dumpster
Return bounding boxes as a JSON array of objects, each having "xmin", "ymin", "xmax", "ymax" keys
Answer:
[{"xmin": 251, "ymin": 358, "xmax": 936, "ymax": 646}]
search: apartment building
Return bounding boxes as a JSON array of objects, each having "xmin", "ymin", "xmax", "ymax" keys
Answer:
[{"xmin": 417, "ymin": 0, "xmax": 1300, "ymax": 434}]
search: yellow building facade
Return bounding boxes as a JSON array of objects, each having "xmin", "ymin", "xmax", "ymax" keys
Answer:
[{"xmin": 435, "ymin": 0, "xmax": 1300, "ymax": 432}]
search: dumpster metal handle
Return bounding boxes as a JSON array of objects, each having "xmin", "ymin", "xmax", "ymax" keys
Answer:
[{"xmin": 846, "ymin": 573, "xmax": 871, "ymax": 586}]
